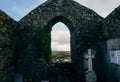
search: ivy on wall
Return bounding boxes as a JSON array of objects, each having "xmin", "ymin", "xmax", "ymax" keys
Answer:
[{"xmin": 33, "ymin": 28, "xmax": 51, "ymax": 62}]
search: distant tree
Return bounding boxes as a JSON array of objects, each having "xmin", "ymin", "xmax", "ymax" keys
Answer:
[{"xmin": 51, "ymin": 51, "xmax": 71, "ymax": 63}]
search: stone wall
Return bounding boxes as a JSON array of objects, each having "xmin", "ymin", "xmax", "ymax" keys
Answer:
[
  {"xmin": 0, "ymin": 10, "xmax": 17, "ymax": 82},
  {"xmin": 0, "ymin": 0, "xmax": 120, "ymax": 82},
  {"xmin": 19, "ymin": 0, "xmax": 103, "ymax": 81},
  {"xmin": 105, "ymin": 6, "xmax": 120, "ymax": 82},
  {"xmin": 106, "ymin": 39, "xmax": 120, "ymax": 82}
]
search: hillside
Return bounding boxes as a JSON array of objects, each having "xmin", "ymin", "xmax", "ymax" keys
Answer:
[{"xmin": 51, "ymin": 51, "xmax": 71, "ymax": 63}]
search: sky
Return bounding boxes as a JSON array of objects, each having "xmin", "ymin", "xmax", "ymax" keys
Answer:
[
  {"xmin": 51, "ymin": 22, "xmax": 70, "ymax": 51},
  {"xmin": 0, "ymin": 0, "xmax": 120, "ymax": 51}
]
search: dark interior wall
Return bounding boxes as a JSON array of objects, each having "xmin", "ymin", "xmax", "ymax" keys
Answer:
[
  {"xmin": 106, "ymin": 39, "xmax": 120, "ymax": 82},
  {"xmin": 0, "ymin": 10, "xmax": 17, "ymax": 82},
  {"xmin": 93, "ymin": 42, "xmax": 108, "ymax": 82},
  {"xmin": 104, "ymin": 6, "xmax": 120, "ymax": 82}
]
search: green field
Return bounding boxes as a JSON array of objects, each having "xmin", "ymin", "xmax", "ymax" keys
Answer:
[{"xmin": 51, "ymin": 51, "xmax": 71, "ymax": 63}]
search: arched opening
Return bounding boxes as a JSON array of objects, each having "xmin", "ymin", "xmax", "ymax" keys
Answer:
[
  {"xmin": 51, "ymin": 22, "xmax": 71, "ymax": 63},
  {"xmin": 44, "ymin": 16, "xmax": 76, "ymax": 82}
]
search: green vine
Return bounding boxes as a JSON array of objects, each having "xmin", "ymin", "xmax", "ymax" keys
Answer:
[{"xmin": 33, "ymin": 28, "xmax": 51, "ymax": 62}]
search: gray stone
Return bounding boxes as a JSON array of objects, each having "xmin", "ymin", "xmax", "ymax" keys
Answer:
[
  {"xmin": 41, "ymin": 80, "xmax": 49, "ymax": 82},
  {"xmin": 85, "ymin": 49, "xmax": 97, "ymax": 82},
  {"xmin": 0, "ymin": 0, "xmax": 120, "ymax": 82},
  {"xmin": 18, "ymin": 0, "xmax": 103, "ymax": 81},
  {"xmin": 85, "ymin": 71, "xmax": 97, "ymax": 82}
]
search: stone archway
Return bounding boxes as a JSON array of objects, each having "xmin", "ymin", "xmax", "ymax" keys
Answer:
[
  {"xmin": 46, "ymin": 16, "xmax": 75, "ymax": 82},
  {"xmin": 46, "ymin": 16, "xmax": 73, "ymax": 59},
  {"xmin": 18, "ymin": 0, "xmax": 103, "ymax": 82},
  {"xmin": 1, "ymin": 0, "xmax": 120, "ymax": 82}
]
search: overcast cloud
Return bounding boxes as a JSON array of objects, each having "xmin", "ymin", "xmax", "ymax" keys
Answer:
[
  {"xmin": 75, "ymin": 0, "xmax": 120, "ymax": 17},
  {"xmin": 51, "ymin": 22, "xmax": 70, "ymax": 51}
]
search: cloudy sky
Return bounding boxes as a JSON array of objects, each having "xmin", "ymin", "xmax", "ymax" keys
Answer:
[{"xmin": 0, "ymin": 0, "xmax": 120, "ymax": 51}]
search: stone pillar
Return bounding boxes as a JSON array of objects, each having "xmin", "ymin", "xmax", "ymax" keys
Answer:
[{"xmin": 107, "ymin": 38, "xmax": 120, "ymax": 82}]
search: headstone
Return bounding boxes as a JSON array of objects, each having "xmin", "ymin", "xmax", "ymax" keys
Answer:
[
  {"xmin": 64, "ymin": 79, "xmax": 69, "ymax": 82},
  {"xmin": 85, "ymin": 49, "xmax": 97, "ymax": 82},
  {"xmin": 41, "ymin": 80, "xmax": 49, "ymax": 82},
  {"xmin": 14, "ymin": 74, "xmax": 23, "ymax": 82},
  {"xmin": 58, "ymin": 75, "xmax": 63, "ymax": 82},
  {"xmin": 24, "ymin": 79, "xmax": 33, "ymax": 82}
]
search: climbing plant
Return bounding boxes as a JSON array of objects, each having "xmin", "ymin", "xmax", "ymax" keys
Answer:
[{"xmin": 33, "ymin": 28, "xmax": 51, "ymax": 62}]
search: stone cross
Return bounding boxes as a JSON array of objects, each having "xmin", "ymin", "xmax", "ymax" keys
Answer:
[
  {"xmin": 85, "ymin": 49, "xmax": 94, "ymax": 72},
  {"xmin": 85, "ymin": 49, "xmax": 97, "ymax": 82}
]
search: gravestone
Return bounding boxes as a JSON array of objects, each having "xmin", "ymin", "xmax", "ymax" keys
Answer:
[
  {"xmin": 85, "ymin": 49, "xmax": 97, "ymax": 82},
  {"xmin": 24, "ymin": 79, "xmax": 33, "ymax": 82},
  {"xmin": 14, "ymin": 74, "xmax": 23, "ymax": 82},
  {"xmin": 41, "ymin": 80, "xmax": 49, "ymax": 82},
  {"xmin": 58, "ymin": 74, "xmax": 63, "ymax": 82}
]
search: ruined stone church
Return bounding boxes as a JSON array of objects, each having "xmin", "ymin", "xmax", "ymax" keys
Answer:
[{"xmin": 0, "ymin": 0, "xmax": 120, "ymax": 82}]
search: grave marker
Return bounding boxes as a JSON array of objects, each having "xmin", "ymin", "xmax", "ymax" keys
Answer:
[
  {"xmin": 85, "ymin": 49, "xmax": 97, "ymax": 82},
  {"xmin": 14, "ymin": 74, "xmax": 23, "ymax": 82}
]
